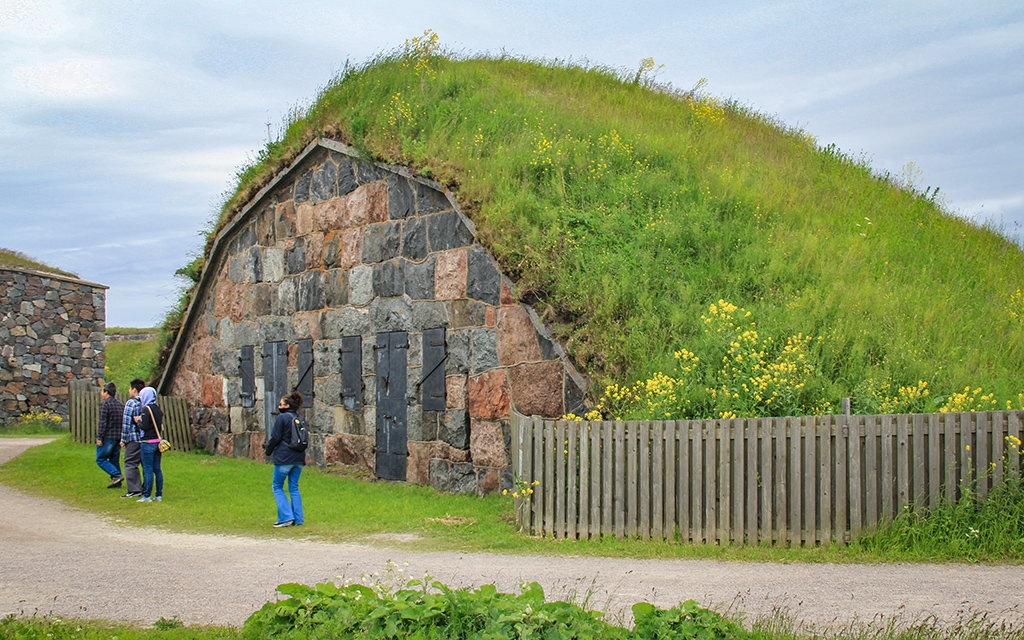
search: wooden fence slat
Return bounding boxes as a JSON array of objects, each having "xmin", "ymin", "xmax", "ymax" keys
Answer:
[
  {"xmin": 775, "ymin": 417, "xmax": 787, "ymax": 545},
  {"xmin": 1009, "ymin": 412, "xmax": 1022, "ymax": 479},
  {"xmin": 707, "ymin": 421, "xmax": 719, "ymax": 544},
  {"xmin": 864, "ymin": 415, "xmax": 878, "ymax": 532},
  {"xmin": 789, "ymin": 417, "xmax": 801, "ymax": 546},
  {"xmin": 976, "ymin": 412, "xmax": 989, "ymax": 500},
  {"xmin": 820, "ymin": 415, "xmax": 832, "ymax": 544},
  {"xmin": 695, "ymin": 421, "xmax": 707, "ymax": 543},
  {"xmin": 579, "ymin": 420, "xmax": 590, "ymax": 539},
  {"xmin": 663, "ymin": 421, "xmax": 676, "ymax": 541},
  {"xmin": 848, "ymin": 416, "xmax": 863, "ymax": 539},
  {"xmin": 760, "ymin": 418, "xmax": 773, "ymax": 545},
  {"xmin": 532, "ymin": 416, "xmax": 544, "ymax": 534},
  {"xmin": 992, "ymin": 411, "xmax": 1005, "ymax": 489},
  {"xmin": 912, "ymin": 413, "xmax": 925, "ymax": 509},
  {"xmin": 802, "ymin": 416, "xmax": 815, "ymax": 545},
  {"xmin": 733, "ymin": 418, "xmax": 745, "ymax": 545},
  {"xmin": 944, "ymin": 413, "xmax": 956, "ymax": 504},
  {"xmin": 746, "ymin": 418, "xmax": 757, "ymax": 545},
  {"xmin": 880, "ymin": 415, "xmax": 894, "ymax": 523},
  {"xmin": 627, "ymin": 421, "xmax": 639, "ymax": 538},
  {"xmin": 555, "ymin": 420, "xmax": 566, "ymax": 539},
  {"xmin": 639, "ymin": 421, "xmax": 650, "ymax": 540},
  {"xmin": 614, "ymin": 421, "xmax": 625, "ymax": 538},
  {"xmin": 835, "ymin": 414, "xmax": 847, "ymax": 543},
  {"xmin": 719, "ymin": 419, "xmax": 731, "ymax": 545},
  {"xmin": 680, "ymin": 421, "xmax": 692, "ymax": 543},
  {"xmin": 652, "ymin": 421, "xmax": 664, "ymax": 540},
  {"xmin": 591, "ymin": 421, "xmax": 602, "ymax": 537},
  {"xmin": 960, "ymin": 413, "xmax": 972, "ymax": 500},
  {"xmin": 896, "ymin": 413, "xmax": 909, "ymax": 514},
  {"xmin": 602, "ymin": 421, "xmax": 613, "ymax": 535},
  {"xmin": 927, "ymin": 414, "xmax": 940, "ymax": 509}
]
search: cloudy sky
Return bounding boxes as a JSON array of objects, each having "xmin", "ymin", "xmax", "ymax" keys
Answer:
[{"xmin": 2, "ymin": 1, "xmax": 1021, "ymax": 327}]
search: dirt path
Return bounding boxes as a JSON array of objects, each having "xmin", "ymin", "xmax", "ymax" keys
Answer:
[{"xmin": 1, "ymin": 438, "xmax": 1022, "ymax": 631}]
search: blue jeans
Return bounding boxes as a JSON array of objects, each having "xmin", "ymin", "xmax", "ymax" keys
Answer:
[
  {"xmin": 272, "ymin": 464, "xmax": 303, "ymax": 524},
  {"xmin": 95, "ymin": 439, "xmax": 121, "ymax": 479},
  {"xmin": 140, "ymin": 442, "xmax": 163, "ymax": 499}
]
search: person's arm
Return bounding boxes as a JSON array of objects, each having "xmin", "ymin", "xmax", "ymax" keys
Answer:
[{"xmin": 265, "ymin": 415, "xmax": 284, "ymax": 456}]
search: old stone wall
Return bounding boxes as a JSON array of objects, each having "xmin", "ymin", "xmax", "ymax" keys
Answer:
[
  {"xmin": 163, "ymin": 140, "xmax": 586, "ymax": 494},
  {"xmin": 0, "ymin": 267, "xmax": 107, "ymax": 423}
]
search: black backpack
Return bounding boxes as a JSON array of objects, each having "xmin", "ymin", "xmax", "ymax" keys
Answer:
[{"xmin": 286, "ymin": 414, "xmax": 309, "ymax": 452}]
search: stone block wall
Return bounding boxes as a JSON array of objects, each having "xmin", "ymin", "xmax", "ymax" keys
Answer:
[
  {"xmin": 0, "ymin": 267, "xmax": 107, "ymax": 423},
  {"xmin": 162, "ymin": 140, "xmax": 587, "ymax": 494}
]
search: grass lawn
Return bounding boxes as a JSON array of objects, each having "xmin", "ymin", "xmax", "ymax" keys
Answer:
[{"xmin": 0, "ymin": 435, "xmax": 991, "ymax": 564}]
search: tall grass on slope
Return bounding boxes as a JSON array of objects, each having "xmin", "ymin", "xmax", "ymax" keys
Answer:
[{"xmin": 178, "ymin": 33, "xmax": 1024, "ymax": 417}]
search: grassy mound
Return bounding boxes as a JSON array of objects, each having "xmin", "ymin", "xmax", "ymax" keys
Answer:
[
  {"xmin": 0, "ymin": 247, "xmax": 78, "ymax": 279},
  {"xmin": 170, "ymin": 34, "xmax": 1024, "ymax": 418}
]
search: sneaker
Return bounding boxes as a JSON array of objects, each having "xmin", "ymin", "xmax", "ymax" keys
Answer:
[
  {"xmin": 107, "ymin": 477, "xmax": 124, "ymax": 489},
  {"xmin": 120, "ymin": 492, "xmax": 142, "ymax": 498},
  {"xmin": 137, "ymin": 497, "xmax": 152, "ymax": 503},
  {"xmin": 272, "ymin": 520, "xmax": 294, "ymax": 528},
  {"xmin": 154, "ymin": 496, "xmax": 162, "ymax": 502}
]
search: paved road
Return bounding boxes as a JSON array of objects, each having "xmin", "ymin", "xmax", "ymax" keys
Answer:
[{"xmin": 1, "ymin": 438, "xmax": 1022, "ymax": 631}]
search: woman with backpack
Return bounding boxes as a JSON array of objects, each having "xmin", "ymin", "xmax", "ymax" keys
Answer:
[{"xmin": 264, "ymin": 391, "xmax": 306, "ymax": 528}]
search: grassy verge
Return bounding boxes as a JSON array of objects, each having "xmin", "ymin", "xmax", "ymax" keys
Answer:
[
  {"xmin": 1, "ymin": 437, "xmax": 1021, "ymax": 564},
  {"xmin": 104, "ymin": 337, "xmax": 160, "ymax": 387}
]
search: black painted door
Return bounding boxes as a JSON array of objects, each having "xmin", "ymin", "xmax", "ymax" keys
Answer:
[
  {"xmin": 262, "ymin": 341, "xmax": 287, "ymax": 437},
  {"xmin": 375, "ymin": 331, "xmax": 408, "ymax": 481}
]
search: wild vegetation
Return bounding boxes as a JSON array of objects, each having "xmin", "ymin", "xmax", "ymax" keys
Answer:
[
  {"xmin": 0, "ymin": 247, "xmax": 78, "ymax": 279},
  {"xmin": 162, "ymin": 32, "xmax": 1024, "ymax": 420}
]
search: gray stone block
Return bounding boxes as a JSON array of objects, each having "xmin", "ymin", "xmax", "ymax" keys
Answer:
[
  {"xmin": 467, "ymin": 245, "xmax": 501, "ymax": 306},
  {"xmin": 320, "ymin": 307, "xmax": 371, "ymax": 339},
  {"xmin": 362, "ymin": 222, "xmax": 401, "ymax": 264},
  {"xmin": 349, "ymin": 265, "xmax": 373, "ymax": 306},
  {"xmin": 264, "ymin": 248, "xmax": 285, "ymax": 283},
  {"xmin": 429, "ymin": 459, "xmax": 478, "ymax": 495},
  {"xmin": 294, "ymin": 170, "xmax": 311, "ymax": 204},
  {"xmin": 450, "ymin": 299, "xmax": 486, "ymax": 328},
  {"xmin": 445, "ymin": 328, "xmax": 470, "ymax": 375},
  {"xmin": 441, "ymin": 409, "xmax": 469, "ymax": 449},
  {"xmin": 404, "ymin": 256, "xmax": 435, "ymax": 300},
  {"xmin": 234, "ymin": 321, "xmax": 255, "ymax": 348},
  {"xmin": 245, "ymin": 247, "xmax": 263, "ymax": 283},
  {"xmin": 388, "ymin": 175, "xmax": 415, "ymax": 219},
  {"xmin": 310, "ymin": 159, "xmax": 337, "ymax": 203},
  {"xmin": 417, "ymin": 182, "xmax": 452, "ymax": 215},
  {"xmin": 286, "ymin": 239, "xmax": 306, "ymax": 275},
  {"xmin": 401, "ymin": 216, "xmax": 428, "ymax": 260},
  {"xmin": 369, "ymin": 297, "xmax": 412, "ymax": 333},
  {"xmin": 336, "ymin": 155, "xmax": 357, "ymax": 195},
  {"xmin": 428, "ymin": 211, "xmax": 474, "ymax": 253},
  {"xmin": 355, "ymin": 162, "xmax": 389, "ymax": 185},
  {"xmin": 373, "ymin": 260, "xmax": 404, "ymax": 298},
  {"xmin": 324, "ymin": 269, "xmax": 349, "ymax": 307},
  {"xmin": 298, "ymin": 271, "xmax": 324, "ymax": 311},
  {"xmin": 412, "ymin": 300, "xmax": 449, "ymax": 331},
  {"xmin": 228, "ymin": 254, "xmax": 245, "ymax": 284},
  {"xmin": 470, "ymin": 328, "xmax": 499, "ymax": 375},
  {"xmin": 277, "ymin": 277, "xmax": 298, "ymax": 315}
]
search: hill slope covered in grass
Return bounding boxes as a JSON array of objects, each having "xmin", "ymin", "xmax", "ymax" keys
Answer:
[
  {"xmin": 170, "ymin": 35, "xmax": 1024, "ymax": 419},
  {"xmin": 0, "ymin": 247, "xmax": 78, "ymax": 279}
]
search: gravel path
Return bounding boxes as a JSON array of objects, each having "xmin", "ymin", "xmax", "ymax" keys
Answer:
[{"xmin": 1, "ymin": 438, "xmax": 1022, "ymax": 631}]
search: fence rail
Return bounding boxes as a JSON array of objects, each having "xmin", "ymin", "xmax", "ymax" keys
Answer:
[
  {"xmin": 510, "ymin": 409, "xmax": 1023, "ymax": 545},
  {"xmin": 70, "ymin": 388, "xmax": 194, "ymax": 452}
]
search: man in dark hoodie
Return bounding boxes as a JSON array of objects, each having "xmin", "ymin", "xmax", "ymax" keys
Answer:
[{"xmin": 95, "ymin": 382, "xmax": 124, "ymax": 488}]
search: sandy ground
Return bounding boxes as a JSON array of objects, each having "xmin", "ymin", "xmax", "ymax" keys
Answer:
[{"xmin": 1, "ymin": 437, "xmax": 1022, "ymax": 631}]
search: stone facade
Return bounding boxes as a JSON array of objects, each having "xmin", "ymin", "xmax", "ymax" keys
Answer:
[
  {"xmin": 0, "ymin": 267, "xmax": 107, "ymax": 423},
  {"xmin": 160, "ymin": 139, "xmax": 586, "ymax": 494}
]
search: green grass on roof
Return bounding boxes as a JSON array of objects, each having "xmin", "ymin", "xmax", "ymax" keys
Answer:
[
  {"xmin": 173, "ymin": 35, "xmax": 1024, "ymax": 417},
  {"xmin": 0, "ymin": 248, "xmax": 78, "ymax": 279}
]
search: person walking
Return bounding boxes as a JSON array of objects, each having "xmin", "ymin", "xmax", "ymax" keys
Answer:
[
  {"xmin": 95, "ymin": 382, "xmax": 124, "ymax": 488},
  {"xmin": 119, "ymin": 378, "xmax": 145, "ymax": 498},
  {"xmin": 136, "ymin": 387, "xmax": 165, "ymax": 503},
  {"xmin": 264, "ymin": 391, "xmax": 306, "ymax": 528}
]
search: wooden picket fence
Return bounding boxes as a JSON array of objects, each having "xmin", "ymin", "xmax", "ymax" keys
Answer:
[
  {"xmin": 510, "ymin": 409, "xmax": 1024, "ymax": 545},
  {"xmin": 69, "ymin": 388, "xmax": 194, "ymax": 452}
]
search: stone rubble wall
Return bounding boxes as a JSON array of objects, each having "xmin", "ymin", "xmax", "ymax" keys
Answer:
[
  {"xmin": 0, "ymin": 267, "xmax": 107, "ymax": 424},
  {"xmin": 166, "ymin": 142, "xmax": 587, "ymax": 495}
]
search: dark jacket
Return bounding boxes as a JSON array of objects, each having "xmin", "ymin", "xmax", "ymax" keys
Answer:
[
  {"xmin": 138, "ymin": 403, "xmax": 164, "ymax": 441},
  {"xmin": 265, "ymin": 409, "xmax": 306, "ymax": 466},
  {"xmin": 97, "ymin": 396, "xmax": 125, "ymax": 441}
]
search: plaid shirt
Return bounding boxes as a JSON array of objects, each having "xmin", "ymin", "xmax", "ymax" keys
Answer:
[
  {"xmin": 98, "ymin": 396, "xmax": 124, "ymax": 440},
  {"xmin": 121, "ymin": 397, "xmax": 143, "ymax": 443}
]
